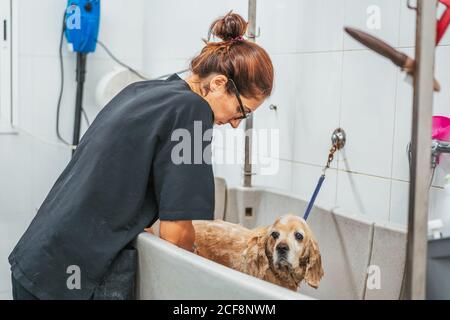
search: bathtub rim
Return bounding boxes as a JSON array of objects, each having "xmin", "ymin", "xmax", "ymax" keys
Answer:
[{"xmin": 135, "ymin": 232, "xmax": 315, "ymax": 300}]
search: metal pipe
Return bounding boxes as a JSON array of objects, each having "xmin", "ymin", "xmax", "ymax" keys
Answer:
[
  {"xmin": 244, "ymin": 0, "xmax": 257, "ymax": 188},
  {"xmin": 432, "ymin": 140, "xmax": 450, "ymax": 168},
  {"xmin": 72, "ymin": 53, "xmax": 87, "ymax": 156},
  {"xmin": 404, "ymin": 0, "xmax": 437, "ymax": 300}
]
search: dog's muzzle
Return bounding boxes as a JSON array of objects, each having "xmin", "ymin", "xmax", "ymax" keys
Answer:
[{"xmin": 275, "ymin": 243, "xmax": 291, "ymax": 267}]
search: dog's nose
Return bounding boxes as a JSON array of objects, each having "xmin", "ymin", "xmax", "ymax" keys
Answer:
[{"xmin": 276, "ymin": 243, "xmax": 289, "ymax": 254}]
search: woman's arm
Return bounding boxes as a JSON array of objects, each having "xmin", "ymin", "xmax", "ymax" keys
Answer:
[{"xmin": 159, "ymin": 220, "xmax": 196, "ymax": 252}]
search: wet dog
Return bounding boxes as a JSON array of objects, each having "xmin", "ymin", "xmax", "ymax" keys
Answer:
[{"xmin": 193, "ymin": 214, "xmax": 323, "ymax": 291}]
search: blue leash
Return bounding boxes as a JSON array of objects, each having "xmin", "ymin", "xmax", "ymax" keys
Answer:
[
  {"xmin": 303, "ymin": 174, "xmax": 326, "ymax": 221},
  {"xmin": 303, "ymin": 130, "xmax": 345, "ymax": 220}
]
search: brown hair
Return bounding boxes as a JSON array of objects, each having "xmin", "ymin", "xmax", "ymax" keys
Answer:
[{"xmin": 190, "ymin": 11, "xmax": 274, "ymax": 99}]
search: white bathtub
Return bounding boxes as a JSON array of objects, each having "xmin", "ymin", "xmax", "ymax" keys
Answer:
[{"xmin": 135, "ymin": 178, "xmax": 407, "ymax": 300}]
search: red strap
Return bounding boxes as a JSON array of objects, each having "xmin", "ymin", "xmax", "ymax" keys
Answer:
[{"xmin": 437, "ymin": 0, "xmax": 450, "ymax": 44}]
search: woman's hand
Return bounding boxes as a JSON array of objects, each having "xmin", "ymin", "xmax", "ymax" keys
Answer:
[{"xmin": 159, "ymin": 220, "xmax": 196, "ymax": 252}]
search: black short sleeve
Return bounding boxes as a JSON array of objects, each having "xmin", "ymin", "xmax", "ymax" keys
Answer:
[
  {"xmin": 153, "ymin": 94, "xmax": 215, "ymax": 221},
  {"xmin": 7, "ymin": 73, "xmax": 216, "ymax": 300}
]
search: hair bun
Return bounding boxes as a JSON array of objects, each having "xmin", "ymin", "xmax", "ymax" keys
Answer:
[{"xmin": 209, "ymin": 11, "xmax": 248, "ymax": 41}]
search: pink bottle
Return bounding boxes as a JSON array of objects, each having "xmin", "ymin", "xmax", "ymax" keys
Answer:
[
  {"xmin": 432, "ymin": 116, "xmax": 450, "ymax": 141},
  {"xmin": 432, "ymin": 116, "xmax": 450, "ymax": 166}
]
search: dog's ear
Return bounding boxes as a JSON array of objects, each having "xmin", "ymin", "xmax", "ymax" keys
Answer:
[
  {"xmin": 243, "ymin": 226, "xmax": 270, "ymax": 279},
  {"xmin": 303, "ymin": 237, "xmax": 324, "ymax": 289}
]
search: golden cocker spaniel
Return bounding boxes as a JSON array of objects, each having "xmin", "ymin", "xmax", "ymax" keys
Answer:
[{"xmin": 193, "ymin": 214, "xmax": 324, "ymax": 291}]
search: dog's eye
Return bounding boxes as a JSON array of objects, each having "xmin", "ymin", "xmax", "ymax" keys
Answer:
[
  {"xmin": 271, "ymin": 231, "xmax": 280, "ymax": 239},
  {"xmin": 295, "ymin": 232, "xmax": 304, "ymax": 241}
]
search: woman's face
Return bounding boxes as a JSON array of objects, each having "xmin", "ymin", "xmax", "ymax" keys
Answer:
[{"xmin": 205, "ymin": 75, "xmax": 265, "ymax": 128}]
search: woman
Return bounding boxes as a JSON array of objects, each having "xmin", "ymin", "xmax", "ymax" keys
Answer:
[{"xmin": 9, "ymin": 12, "xmax": 274, "ymax": 300}]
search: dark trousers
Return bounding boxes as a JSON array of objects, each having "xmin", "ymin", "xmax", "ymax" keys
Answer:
[
  {"xmin": 10, "ymin": 274, "xmax": 98, "ymax": 300},
  {"xmin": 10, "ymin": 273, "xmax": 133, "ymax": 300},
  {"xmin": 11, "ymin": 274, "xmax": 39, "ymax": 300}
]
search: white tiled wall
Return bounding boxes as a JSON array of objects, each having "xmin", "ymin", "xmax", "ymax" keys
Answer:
[
  {"xmin": 249, "ymin": 0, "xmax": 450, "ymax": 237},
  {"xmin": 140, "ymin": 0, "xmax": 450, "ymax": 235},
  {"xmin": 293, "ymin": 51, "xmax": 342, "ymax": 169}
]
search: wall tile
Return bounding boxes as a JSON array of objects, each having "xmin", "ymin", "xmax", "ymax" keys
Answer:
[
  {"xmin": 398, "ymin": 0, "xmax": 415, "ymax": 48},
  {"xmin": 212, "ymin": 128, "xmax": 245, "ymax": 189},
  {"xmin": 16, "ymin": 0, "xmax": 67, "ymax": 56},
  {"xmin": 339, "ymin": 50, "xmax": 397, "ymax": 178},
  {"xmin": 0, "ymin": 135, "xmax": 33, "ymax": 220},
  {"xmin": 389, "ymin": 180, "xmax": 409, "ymax": 227},
  {"xmin": 291, "ymin": 162, "xmax": 338, "ymax": 210},
  {"xmin": 212, "ymin": 162, "xmax": 244, "ymax": 189},
  {"xmin": 293, "ymin": 52, "xmax": 342, "ymax": 168},
  {"xmin": 434, "ymin": 46, "xmax": 450, "ymax": 117},
  {"xmin": 16, "ymin": 56, "xmax": 33, "ymax": 133},
  {"xmin": 94, "ymin": 0, "xmax": 144, "ymax": 61},
  {"xmin": 336, "ymin": 170, "xmax": 391, "ymax": 223},
  {"xmin": 253, "ymin": 54, "xmax": 296, "ymax": 161},
  {"xmin": 143, "ymin": 0, "xmax": 248, "ymax": 60},
  {"xmin": 29, "ymin": 56, "xmax": 73, "ymax": 143},
  {"xmin": 391, "ymin": 48, "xmax": 414, "ymax": 182},
  {"xmin": 344, "ymin": 0, "xmax": 401, "ymax": 50},
  {"xmin": 14, "ymin": 55, "xmax": 80, "ymax": 145},
  {"xmin": 297, "ymin": 0, "xmax": 345, "ymax": 53},
  {"xmin": 257, "ymin": 0, "xmax": 299, "ymax": 54},
  {"xmin": 253, "ymin": 158, "xmax": 292, "ymax": 192},
  {"xmin": 143, "ymin": 58, "xmax": 189, "ymax": 80}
]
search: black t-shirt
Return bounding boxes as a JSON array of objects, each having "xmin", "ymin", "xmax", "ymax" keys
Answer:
[{"xmin": 8, "ymin": 74, "xmax": 215, "ymax": 299}]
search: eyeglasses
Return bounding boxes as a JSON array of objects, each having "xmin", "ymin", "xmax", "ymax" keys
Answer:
[{"xmin": 228, "ymin": 79, "xmax": 252, "ymax": 120}]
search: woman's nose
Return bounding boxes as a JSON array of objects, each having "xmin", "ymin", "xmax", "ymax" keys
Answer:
[{"xmin": 229, "ymin": 119, "xmax": 242, "ymax": 128}]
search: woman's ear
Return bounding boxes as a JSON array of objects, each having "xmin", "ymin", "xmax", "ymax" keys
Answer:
[
  {"xmin": 304, "ymin": 237, "xmax": 324, "ymax": 289},
  {"xmin": 243, "ymin": 226, "xmax": 270, "ymax": 279},
  {"xmin": 209, "ymin": 74, "xmax": 229, "ymax": 93}
]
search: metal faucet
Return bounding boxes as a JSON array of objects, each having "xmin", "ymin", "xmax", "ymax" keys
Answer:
[
  {"xmin": 432, "ymin": 139, "xmax": 450, "ymax": 168},
  {"xmin": 407, "ymin": 140, "xmax": 450, "ymax": 169}
]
